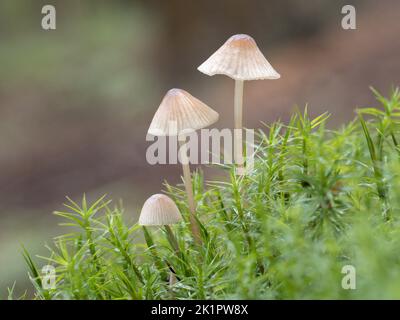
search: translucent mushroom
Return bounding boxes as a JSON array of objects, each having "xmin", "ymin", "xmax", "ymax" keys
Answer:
[
  {"xmin": 148, "ymin": 89, "xmax": 219, "ymax": 244},
  {"xmin": 139, "ymin": 193, "xmax": 182, "ymax": 252},
  {"xmin": 198, "ymin": 34, "xmax": 280, "ymax": 173}
]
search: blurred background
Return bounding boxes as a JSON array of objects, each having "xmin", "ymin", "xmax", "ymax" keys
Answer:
[{"xmin": 0, "ymin": 0, "xmax": 399, "ymax": 298}]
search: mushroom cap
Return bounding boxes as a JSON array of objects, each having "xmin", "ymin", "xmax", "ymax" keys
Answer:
[
  {"xmin": 198, "ymin": 34, "xmax": 280, "ymax": 81},
  {"xmin": 148, "ymin": 88, "xmax": 219, "ymax": 136},
  {"xmin": 139, "ymin": 194, "xmax": 182, "ymax": 226}
]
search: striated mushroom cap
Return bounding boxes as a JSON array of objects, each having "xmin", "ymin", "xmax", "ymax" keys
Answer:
[
  {"xmin": 139, "ymin": 194, "xmax": 182, "ymax": 226},
  {"xmin": 148, "ymin": 88, "xmax": 219, "ymax": 136},
  {"xmin": 198, "ymin": 34, "xmax": 280, "ymax": 81}
]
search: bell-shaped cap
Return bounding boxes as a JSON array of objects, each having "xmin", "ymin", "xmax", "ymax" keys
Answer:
[
  {"xmin": 139, "ymin": 194, "xmax": 182, "ymax": 226},
  {"xmin": 148, "ymin": 88, "xmax": 219, "ymax": 136},
  {"xmin": 198, "ymin": 34, "xmax": 280, "ymax": 81}
]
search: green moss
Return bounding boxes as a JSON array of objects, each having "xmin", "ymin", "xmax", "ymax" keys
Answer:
[{"xmin": 19, "ymin": 88, "xmax": 400, "ymax": 299}]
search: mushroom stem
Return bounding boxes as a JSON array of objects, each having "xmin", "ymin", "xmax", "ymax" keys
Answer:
[
  {"xmin": 178, "ymin": 138, "xmax": 202, "ymax": 245},
  {"xmin": 234, "ymin": 79, "xmax": 245, "ymax": 174},
  {"xmin": 169, "ymin": 271, "xmax": 177, "ymax": 286},
  {"xmin": 164, "ymin": 225, "xmax": 180, "ymax": 253},
  {"xmin": 169, "ymin": 271, "xmax": 177, "ymax": 298}
]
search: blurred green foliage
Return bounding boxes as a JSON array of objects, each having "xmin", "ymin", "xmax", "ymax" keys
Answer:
[{"xmin": 0, "ymin": 1, "xmax": 159, "ymax": 104}]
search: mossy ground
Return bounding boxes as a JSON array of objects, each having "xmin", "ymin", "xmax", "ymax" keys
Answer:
[{"xmin": 18, "ymin": 88, "xmax": 400, "ymax": 299}]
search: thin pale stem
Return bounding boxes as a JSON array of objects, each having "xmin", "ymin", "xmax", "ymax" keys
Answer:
[
  {"xmin": 178, "ymin": 138, "xmax": 202, "ymax": 244},
  {"xmin": 169, "ymin": 271, "xmax": 177, "ymax": 286},
  {"xmin": 169, "ymin": 271, "xmax": 177, "ymax": 298},
  {"xmin": 234, "ymin": 80, "xmax": 245, "ymax": 174}
]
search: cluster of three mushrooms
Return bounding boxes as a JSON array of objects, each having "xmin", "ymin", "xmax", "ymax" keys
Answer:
[{"xmin": 139, "ymin": 34, "xmax": 280, "ymax": 244}]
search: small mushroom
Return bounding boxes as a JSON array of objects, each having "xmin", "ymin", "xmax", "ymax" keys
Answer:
[
  {"xmin": 139, "ymin": 193, "xmax": 182, "ymax": 252},
  {"xmin": 148, "ymin": 88, "xmax": 219, "ymax": 244},
  {"xmin": 198, "ymin": 34, "xmax": 280, "ymax": 173}
]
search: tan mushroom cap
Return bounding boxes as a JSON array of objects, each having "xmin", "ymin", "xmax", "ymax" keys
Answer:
[
  {"xmin": 198, "ymin": 34, "xmax": 280, "ymax": 81},
  {"xmin": 139, "ymin": 194, "xmax": 182, "ymax": 226},
  {"xmin": 148, "ymin": 88, "xmax": 219, "ymax": 136}
]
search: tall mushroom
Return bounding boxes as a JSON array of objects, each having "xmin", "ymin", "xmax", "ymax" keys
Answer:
[
  {"xmin": 148, "ymin": 88, "xmax": 219, "ymax": 244},
  {"xmin": 139, "ymin": 193, "xmax": 182, "ymax": 253},
  {"xmin": 198, "ymin": 34, "xmax": 280, "ymax": 173}
]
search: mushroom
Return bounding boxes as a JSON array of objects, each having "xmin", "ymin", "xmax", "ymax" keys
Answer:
[
  {"xmin": 198, "ymin": 34, "xmax": 280, "ymax": 174},
  {"xmin": 139, "ymin": 193, "xmax": 182, "ymax": 253},
  {"xmin": 148, "ymin": 88, "xmax": 219, "ymax": 244}
]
